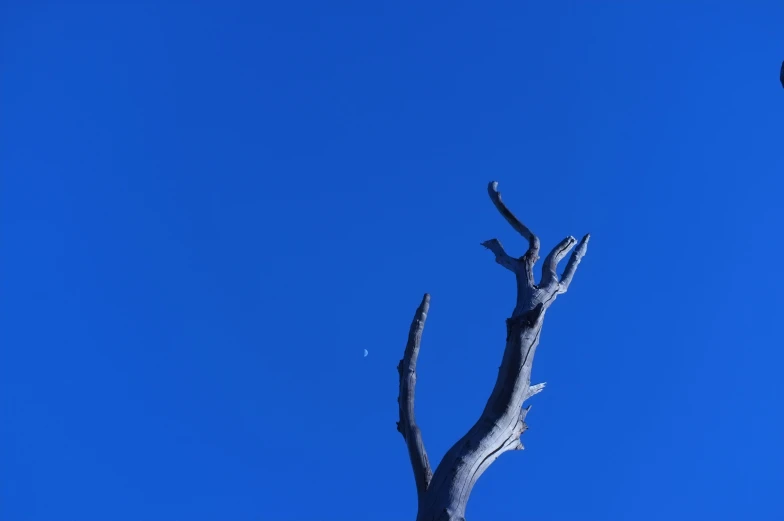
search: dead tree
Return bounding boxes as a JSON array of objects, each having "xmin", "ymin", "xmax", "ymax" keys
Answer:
[{"xmin": 397, "ymin": 181, "xmax": 590, "ymax": 521}]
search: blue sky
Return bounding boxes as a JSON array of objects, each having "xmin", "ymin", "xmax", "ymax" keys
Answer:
[{"xmin": 2, "ymin": 2, "xmax": 783, "ymax": 520}]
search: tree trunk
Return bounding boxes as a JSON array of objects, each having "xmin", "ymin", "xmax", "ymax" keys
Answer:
[{"xmin": 397, "ymin": 181, "xmax": 590, "ymax": 521}]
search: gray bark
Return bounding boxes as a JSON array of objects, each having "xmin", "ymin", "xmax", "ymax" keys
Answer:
[{"xmin": 397, "ymin": 181, "xmax": 590, "ymax": 521}]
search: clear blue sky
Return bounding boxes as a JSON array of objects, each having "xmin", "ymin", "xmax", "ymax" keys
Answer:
[{"xmin": 2, "ymin": 2, "xmax": 783, "ymax": 520}]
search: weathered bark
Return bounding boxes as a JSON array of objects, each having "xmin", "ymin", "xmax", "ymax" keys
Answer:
[
  {"xmin": 397, "ymin": 294, "xmax": 433, "ymax": 502},
  {"xmin": 397, "ymin": 181, "xmax": 590, "ymax": 521}
]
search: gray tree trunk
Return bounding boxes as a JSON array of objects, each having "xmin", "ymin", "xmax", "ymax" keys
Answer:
[{"xmin": 397, "ymin": 181, "xmax": 590, "ymax": 521}]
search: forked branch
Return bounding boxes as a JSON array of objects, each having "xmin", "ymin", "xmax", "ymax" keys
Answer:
[
  {"xmin": 397, "ymin": 293, "xmax": 433, "ymax": 500},
  {"xmin": 485, "ymin": 181, "xmax": 590, "ymax": 295},
  {"xmin": 541, "ymin": 236, "xmax": 576, "ymax": 288},
  {"xmin": 487, "ymin": 181, "xmax": 540, "ymax": 262},
  {"xmin": 558, "ymin": 233, "xmax": 590, "ymax": 294},
  {"xmin": 483, "ymin": 182, "xmax": 542, "ymax": 289}
]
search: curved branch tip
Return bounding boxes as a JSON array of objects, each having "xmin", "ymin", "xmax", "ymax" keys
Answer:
[{"xmin": 486, "ymin": 181, "xmax": 540, "ymax": 274}]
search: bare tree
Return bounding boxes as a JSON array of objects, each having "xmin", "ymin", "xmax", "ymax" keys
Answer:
[{"xmin": 397, "ymin": 181, "xmax": 590, "ymax": 521}]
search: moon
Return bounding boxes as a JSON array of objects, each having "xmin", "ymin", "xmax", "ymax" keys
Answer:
[{"xmin": 363, "ymin": 349, "xmax": 368, "ymax": 357}]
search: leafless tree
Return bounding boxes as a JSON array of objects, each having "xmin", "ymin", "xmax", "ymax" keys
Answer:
[{"xmin": 397, "ymin": 181, "xmax": 590, "ymax": 521}]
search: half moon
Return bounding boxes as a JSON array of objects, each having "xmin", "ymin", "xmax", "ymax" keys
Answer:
[{"xmin": 363, "ymin": 349, "xmax": 368, "ymax": 357}]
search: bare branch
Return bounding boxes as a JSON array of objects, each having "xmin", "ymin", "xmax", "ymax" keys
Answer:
[
  {"xmin": 397, "ymin": 293, "xmax": 433, "ymax": 499},
  {"xmin": 527, "ymin": 382, "xmax": 546, "ymax": 399},
  {"xmin": 480, "ymin": 238, "xmax": 521, "ymax": 273},
  {"xmin": 558, "ymin": 233, "xmax": 590, "ymax": 294},
  {"xmin": 541, "ymin": 236, "xmax": 577, "ymax": 288},
  {"xmin": 487, "ymin": 181, "xmax": 540, "ymax": 263}
]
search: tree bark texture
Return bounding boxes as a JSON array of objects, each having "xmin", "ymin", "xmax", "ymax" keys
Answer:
[{"xmin": 397, "ymin": 181, "xmax": 590, "ymax": 521}]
